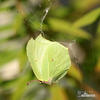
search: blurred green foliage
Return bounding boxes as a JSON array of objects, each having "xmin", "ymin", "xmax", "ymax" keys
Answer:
[{"xmin": 0, "ymin": 0, "xmax": 100, "ymax": 100}]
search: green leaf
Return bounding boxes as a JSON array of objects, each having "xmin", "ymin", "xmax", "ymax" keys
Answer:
[
  {"xmin": 73, "ymin": 8, "xmax": 100, "ymax": 28},
  {"xmin": 0, "ymin": 29, "xmax": 15, "ymax": 40},
  {"xmin": 0, "ymin": 24, "xmax": 13, "ymax": 32},
  {"xmin": 48, "ymin": 18, "xmax": 91, "ymax": 39},
  {"xmin": 49, "ymin": 85, "xmax": 68, "ymax": 100},
  {"xmin": 10, "ymin": 72, "xmax": 30, "ymax": 100},
  {"xmin": 0, "ymin": 51, "xmax": 18, "ymax": 67}
]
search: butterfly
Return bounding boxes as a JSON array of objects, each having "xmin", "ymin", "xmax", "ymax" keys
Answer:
[{"xmin": 26, "ymin": 35, "xmax": 71, "ymax": 85}]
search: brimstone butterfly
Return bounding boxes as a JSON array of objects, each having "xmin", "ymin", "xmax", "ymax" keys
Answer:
[{"xmin": 26, "ymin": 35, "xmax": 71, "ymax": 84}]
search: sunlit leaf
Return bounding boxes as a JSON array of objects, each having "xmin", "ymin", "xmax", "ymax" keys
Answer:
[
  {"xmin": 73, "ymin": 8, "xmax": 100, "ymax": 28},
  {"xmin": 0, "ymin": 38, "xmax": 27, "ymax": 51},
  {"xmin": 10, "ymin": 72, "xmax": 30, "ymax": 100},
  {"xmin": 49, "ymin": 85, "xmax": 68, "ymax": 100},
  {"xmin": 49, "ymin": 18, "xmax": 91, "ymax": 39},
  {"xmin": 74, "ymin": 0, "xmax": 100, "ymax": 11},
  {"xmin": 0, "ymin": 59, "xmax": 20, "ymax": 80},
  {"xmin": 0, "ymin": 24, "xmax": 13, "ymax": 31},
  {"xmin": 95, "ymin": 58, "xmax": 100, "ymax": 73},
  {"xmin": 68, "ymin": 63, "xmax": 83, "ymax": 82},
  {"xmin": 0, "ymin": 29, "xmax": 15, "ymax": 40},
  {"xmin": 0, "ymin": 51, "xmax": 18, "ymax": 67}
]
